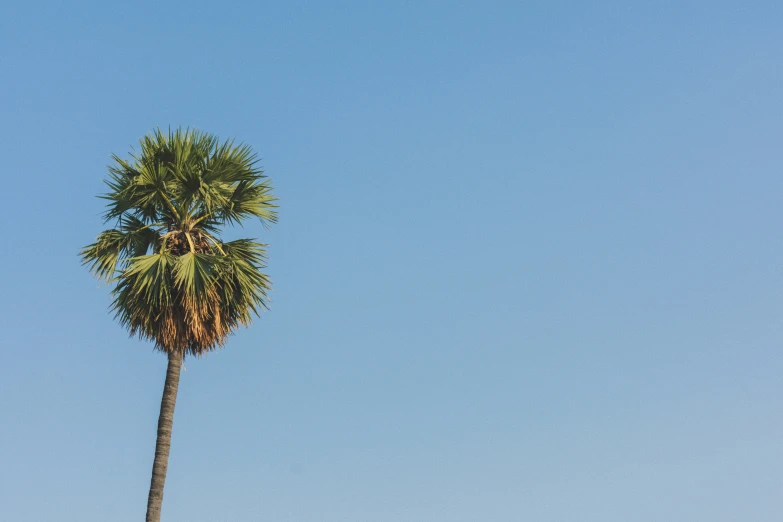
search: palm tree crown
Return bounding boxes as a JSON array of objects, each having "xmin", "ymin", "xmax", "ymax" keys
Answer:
[{"xmin": 81, "ymin": 128, "xmax": 277, "ymax": 356}]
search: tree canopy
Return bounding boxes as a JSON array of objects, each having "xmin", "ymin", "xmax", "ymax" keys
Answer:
[{"xmin": 81, "ymin": 128, "xmax": 277, "ymax": 356}]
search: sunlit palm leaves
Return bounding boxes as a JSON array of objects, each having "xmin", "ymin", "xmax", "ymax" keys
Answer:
[{"xmin": 81, "ymin": 128, "xmax": 277, "ymax": 356}]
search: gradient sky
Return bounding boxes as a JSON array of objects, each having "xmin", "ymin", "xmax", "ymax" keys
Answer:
[{"xmin": 2, "ymin": 1, "xmax": 783, "ymax": 521}]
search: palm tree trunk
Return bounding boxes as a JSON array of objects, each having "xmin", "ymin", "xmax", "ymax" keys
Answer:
[{"xmin": 146, "ymin": 352, "xmax": 183, "ymax": 522}]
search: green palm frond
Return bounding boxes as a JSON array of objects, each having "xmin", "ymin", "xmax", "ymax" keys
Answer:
[
  {"xmin": 173, "ymin": 252, "xmax": 221, "ymax": 303},
  {"xmin": 82, "ymin": 127, "xmax": 277, "ymax": 356},
  {"xmin": 80, "ymin": 215, "xmax": 164, "ymax": 280},
  {"xmin": 220, "ymin": 239, "xmax": 271, "ymax": 318}
]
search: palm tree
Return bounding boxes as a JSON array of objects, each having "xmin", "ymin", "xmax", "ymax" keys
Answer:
[{"xmin": 81, "ymin": 128, "xmax": 277, "ymax": 522}]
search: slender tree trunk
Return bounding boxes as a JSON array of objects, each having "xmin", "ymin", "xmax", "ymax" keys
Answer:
[{"xmin": 146, "ymin": 352, "xmax": 183, "ymax": 522}]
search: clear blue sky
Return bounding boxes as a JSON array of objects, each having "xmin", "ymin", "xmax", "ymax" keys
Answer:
[{"xmin": 1, "ymin": 1, "xmax": 782, "ymax": 521}]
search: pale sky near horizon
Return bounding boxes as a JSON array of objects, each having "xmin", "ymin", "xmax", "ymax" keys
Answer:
[{"xmin": 2, "ymin": 1, "xmax": 783, "ymax": 521}]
